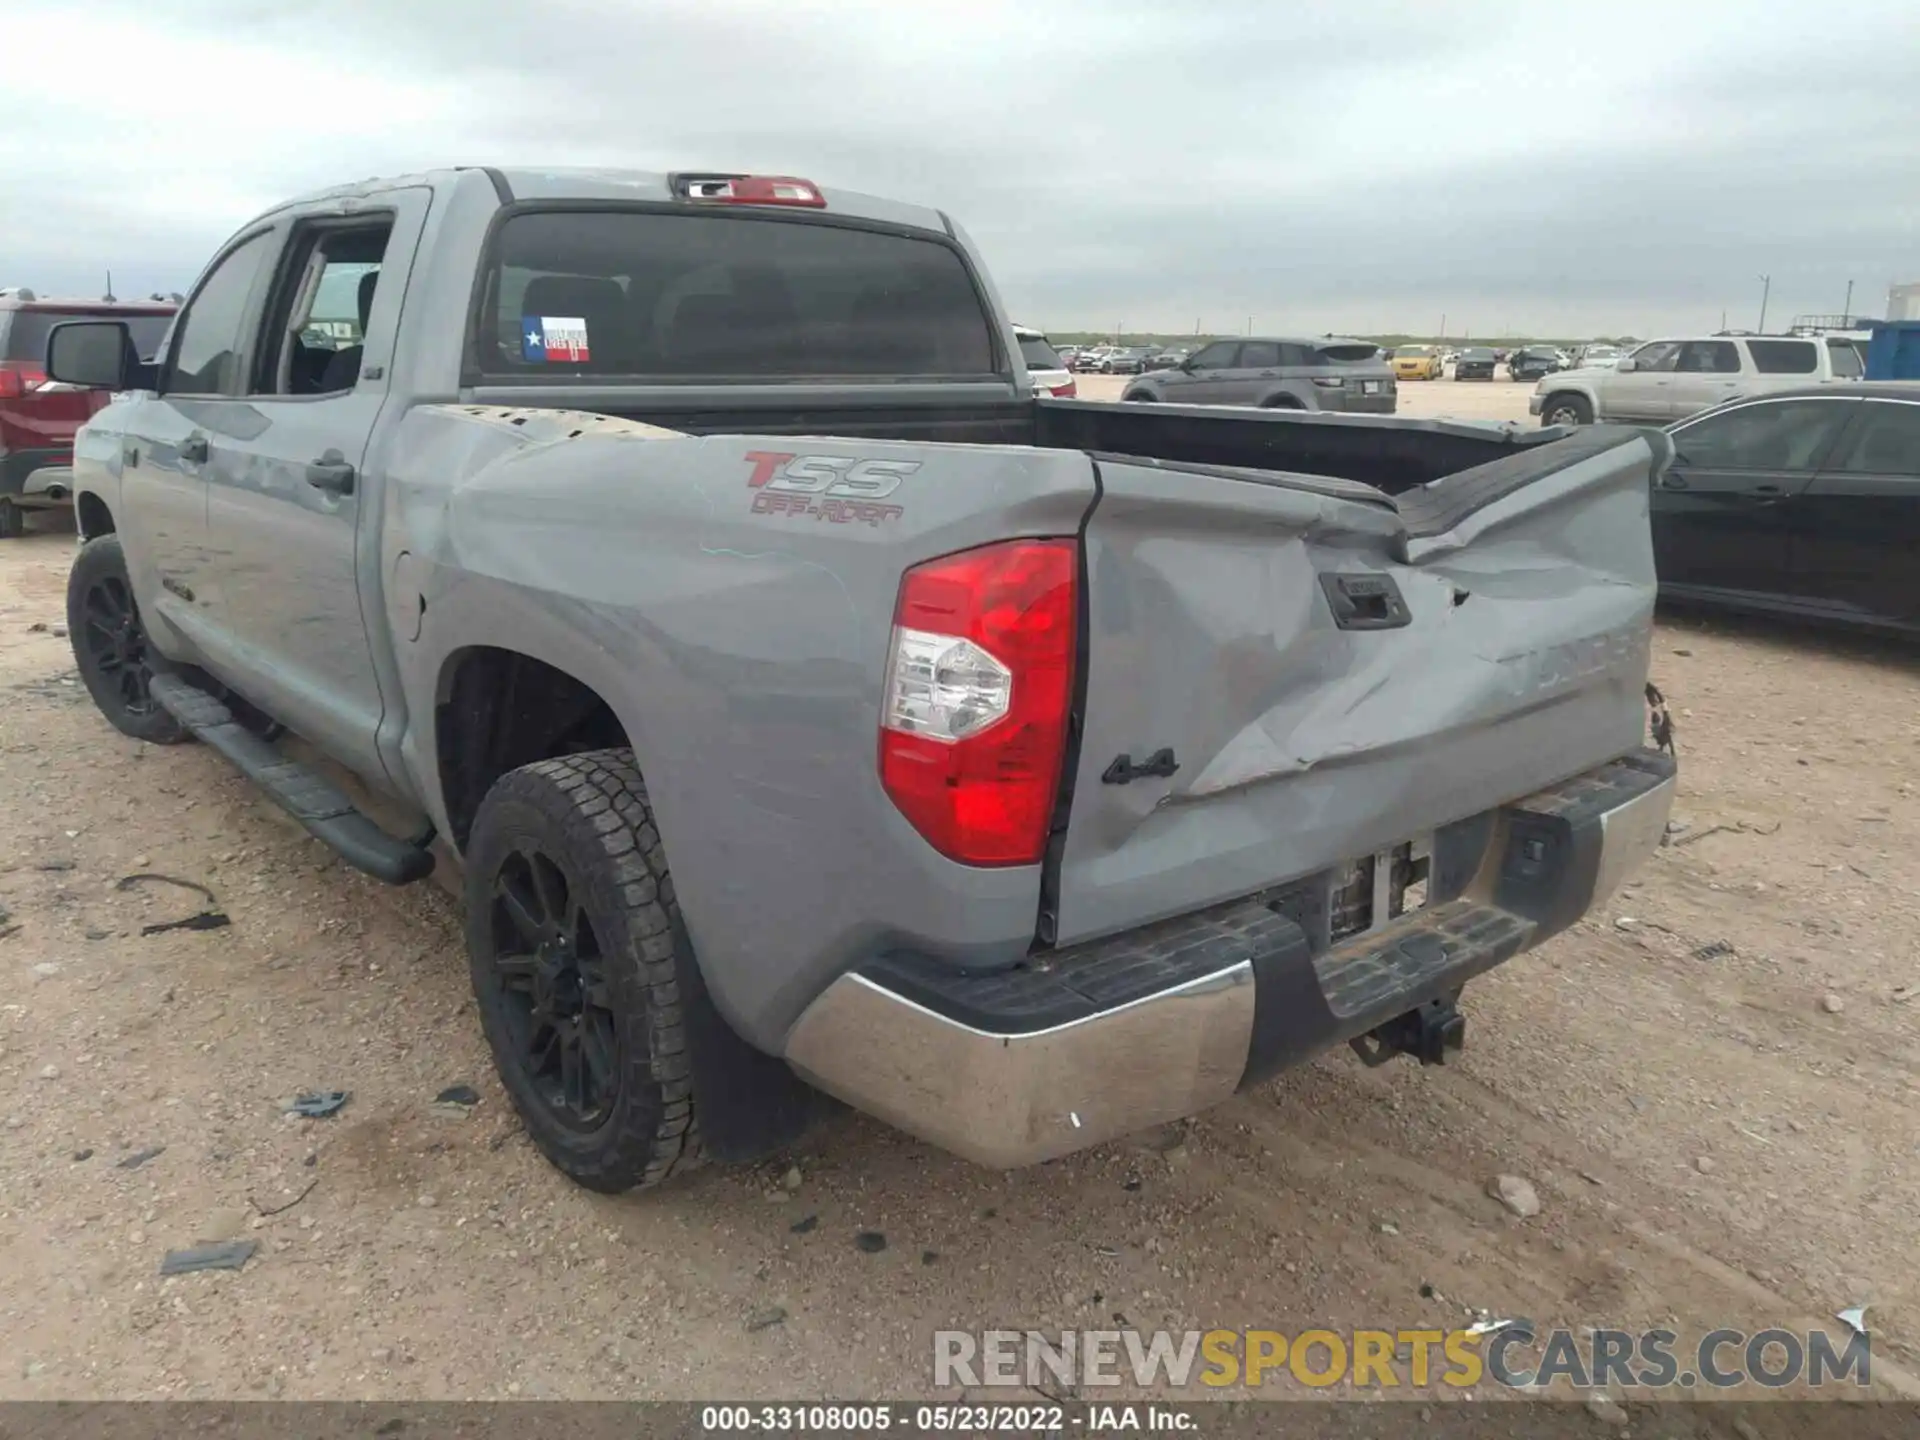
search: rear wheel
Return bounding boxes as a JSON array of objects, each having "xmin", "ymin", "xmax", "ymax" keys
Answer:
[
  {"xmin": 66, "ymin": 534, "xmax": 190, "ymax": 744},
  {"xmin": 465, "ymin": 749, "xmax": 702, "ymax": 1193},
  {"xmin": 0, "ymin": 499, "xmax": 24, "ymax": 540},
  {"xmin": 1540, "ymin": 393, "xmax": 1593, "ymax": 427}
]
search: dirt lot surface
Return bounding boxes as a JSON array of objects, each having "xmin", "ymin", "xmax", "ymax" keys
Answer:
[{"xmin": 2, "ymin": 472, "xmax": 1917, "ymax": 1408}]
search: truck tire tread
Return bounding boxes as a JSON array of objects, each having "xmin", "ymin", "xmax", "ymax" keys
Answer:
[{"xmin": 465, "ymin": 748, "xmax": 705, "ymax": 1192}]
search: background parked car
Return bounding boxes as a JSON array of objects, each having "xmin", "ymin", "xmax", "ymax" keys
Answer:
[
  {"xmin": 1509, "ymin": 346, "xmax": 1565, "ymax": 382},
  {"xmin": 1099, "ymin": 346, "xmax": 1154, "ymax": 374},
  {"xmin": 1571, "ymin": 344, "xmax": 1623, "ymax": 370},
  {"xmin": 1453, "ymin": 347, "xmax": 1498, "ymax": 381},
  {"xmin": 1072, "ymin": 346, "xmax": 1114, "ymax": 373},
  {"xmin": 1533, "ymin": 333, "xmax": 1879, "ymax": 426},
  {"xmin": 1144, "ymin": 348, "xmax": 1187, "ymax": 372},
  {"xmin": 1013, "ymin": 324, "xmax": 1076, "ymax": 397},
  {"xmin": 1651, "ymin": 387, "xmax": 1919, "ymax": 635},
  {"xmin": 0, "ymin": 289, "xmax": 176, "ymax": 538},
  {"xmin": 1120, "ymin": 335, "xmax": 1396, "ymax": 412},
  {"xmin": 1392, "ymin": 345, "xmax": 1444, "ymax": 381}
]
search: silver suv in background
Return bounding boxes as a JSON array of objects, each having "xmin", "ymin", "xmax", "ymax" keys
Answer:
[
  {"xmin": 1121, "ymin": 336, "xmax": 1397, "ymax": 413},
  {"xmin": 1533, "ymin": 333, "xmax": 1872, "ymax": 426},
  {"xmin": 1014, "ymin": 324, "xmax": 1075, "ymax": 397}
]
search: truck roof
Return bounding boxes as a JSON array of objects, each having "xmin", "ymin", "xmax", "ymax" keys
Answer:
[{"xmin": 269, "ymin": 166, "xmax": 955, "ymax": 237}]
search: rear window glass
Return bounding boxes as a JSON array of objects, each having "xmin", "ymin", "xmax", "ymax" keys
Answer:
[
  {"xmin": 1017, "ymin": 335, "xmax": 1063, "ymax": 370},
  {"xmin": 482, "ymin": 210, "xmax": 999, "ymax": 379},
  {"xmin": 1745, "ymin": 339, "xmax": 1818, "ymax": 375},
  {"xmin": 1316, "ymin": 343, "xmax": 1379, "ymax": 363},
  {"xmin": 2, "ymin": 309, "xmax": 173, "ymax": 363},
  {"xmin": 1460, "ymin": 348, "xmax": 1496, "ymax": 360},
  {"xmin": 1394, "ymin": 346, "xmax": 1432, "ymax": 358}
]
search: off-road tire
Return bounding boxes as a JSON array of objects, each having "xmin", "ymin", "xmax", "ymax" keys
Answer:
[
  {"xmin": 66, "ymin": 534, "xmax": 191, "ymax": 744},
  {"xmin": 1540, "ymin": 393, "xmax": 1593, "ymax": 427},
  {"xmin": 464, "ymin": 749, "xmax": 703, "ymax": 1193}
]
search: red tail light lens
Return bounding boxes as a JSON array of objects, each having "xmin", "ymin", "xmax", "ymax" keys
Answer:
[
  {"xmin": 0, "ymin": 366, "xmax": 39, "ymax": 399},
  {"xmin": 880, "ymin": 539, "xmax": 1079, "ymax": 866},
  {"xmin": 1049, "ymin": 379, "xmax": 1077, "ymax": 397}
]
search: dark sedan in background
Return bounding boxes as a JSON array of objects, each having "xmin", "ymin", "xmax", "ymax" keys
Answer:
[
  {"xmin": 1652, "ymin": 387, "xmax": 1919, "ymax": 636},
  {"xmin": 1454, "ymin": 347, "xmax": 1497, "ymax": 380},
  {"xmin": 1508, "ymin": 346, "xmax": 1565, "ymax": 382}
]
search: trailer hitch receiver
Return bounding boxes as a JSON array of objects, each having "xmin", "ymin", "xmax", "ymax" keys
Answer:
[{"xmin": 1349, "ymin": 996, "xmax": 1466, "ymax": 1068}]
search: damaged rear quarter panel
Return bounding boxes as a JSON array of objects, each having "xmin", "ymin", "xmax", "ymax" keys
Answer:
[
  {"xmin": 1055, "ymin": 436, "xmax": 1660, "ymax": 946},
  {"xmin": 380, "ymin": 404, "xmax": 1098, "ymax": 1050}
]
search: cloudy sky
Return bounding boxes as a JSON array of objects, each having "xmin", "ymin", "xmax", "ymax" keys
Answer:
[{"xmin": 5, "ymin": 0, "xmax": 1916, "ymax": 338}]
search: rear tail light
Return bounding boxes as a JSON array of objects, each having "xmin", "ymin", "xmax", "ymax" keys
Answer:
[
  {"xmin": 1311, "ymin": 375, "xmax": 1345, "ymax": 388},
  {"xmin": 1049, "ymin": 379, "xmax": 1077, "ymax": 397},
  {"xmin": 880, "ymin": 539, "xmax": 1079, "ymax": 866},
  {"xmin": 0, "ymin": 365, "xmax": 44, "ymax": 399}
]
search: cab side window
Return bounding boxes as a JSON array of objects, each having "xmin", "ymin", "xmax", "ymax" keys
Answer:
[
  {"xmin": 161, "ymin": 232, "xmax": 275, "ymax": 396},
  {"xmin": 1628, "ymin": 341, "xmax": 1682, "ymax": 373},
  {"xmin": 253, "ymin": 220, "xmax": 395, "ymax": 396},
  {"xmin": 1239, "ymin": 342, "xmax": 1281, "ymax": 369}
]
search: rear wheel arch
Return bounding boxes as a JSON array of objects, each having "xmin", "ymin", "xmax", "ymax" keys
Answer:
[
  {"xmin": 1260, "ymin": 391, "xmax": 1305, "ymax": 409},
  {"xmin": 76, "ymin": 491, "xmax": 115, "ymax": 538},
  {"xmin": 1121, "ymin": 386, "xmax": 1158, "ymax": 402},
  {"xmin": 435, "ymin": 645, "xmax": 816, "ymax": 1169}
]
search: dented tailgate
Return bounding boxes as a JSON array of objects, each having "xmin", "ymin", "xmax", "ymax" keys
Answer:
[{"xmin": 1051, "ymin": 427, "xmax": 1666, "ymax": 946}]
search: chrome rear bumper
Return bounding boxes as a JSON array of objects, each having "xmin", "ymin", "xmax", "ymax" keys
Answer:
[{"xmin": 785, "ymin": 748, "xmax": 1675, "ymax": 1168}]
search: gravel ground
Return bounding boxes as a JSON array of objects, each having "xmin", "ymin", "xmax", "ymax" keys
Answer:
[{"xmin": 2, "ymin": 432, "xmax": 1917, "ymax": 1405}]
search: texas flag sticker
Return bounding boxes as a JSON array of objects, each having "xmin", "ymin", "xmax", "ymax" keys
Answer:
[{"xmin": 522, "ymin": 315, "xmax": 591, "ymax": 363}]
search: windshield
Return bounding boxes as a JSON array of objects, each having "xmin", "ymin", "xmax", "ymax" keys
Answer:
[
  {"xmin": 482, "ymin": 210, "xmax": 999, "ymax": 379},
  {"xmin": 1017, "ymin": 334, "xmax": 1064, "ymax": 370},
  {"xmin": 1394, "ymin": 346, "xmax": 1432, "ymax": 358},
  {"xmin": 2, "ymin": 309, "xmax": 173, "ymax": 364},
  {"xmin": 1461, "ymin": 349, "xmax": 1496, "ymax": 360}
]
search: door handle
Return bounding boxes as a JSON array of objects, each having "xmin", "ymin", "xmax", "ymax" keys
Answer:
[
  {"xmin": 305, "ymin": 451, "xmax": 357, "ymax": 496},
  {"xmin": 1661, "ymin": 473, "xmax": 1689, "ymax": 490},
  {"xmin": 1738, "ymin": 483, "xmax": 1785, "ymax": 503},
  {"xmin": 180, "ymin": 434, "xmax": 209, "ymax": 464}
]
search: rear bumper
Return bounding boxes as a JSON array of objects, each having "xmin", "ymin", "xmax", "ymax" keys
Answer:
[
  {"xmin": 785, "ymin": 747, "xmax": 1674, "ymax": 1168},
  {"xmin": 1319, "ymin": 390, "xmax": 1397, "ymax": 413},
  {"xmin": 1, "ymin": 446, "xmax": 74, "ymax": 501}
]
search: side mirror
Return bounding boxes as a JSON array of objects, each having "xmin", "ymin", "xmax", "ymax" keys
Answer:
[
  {"xmin": 46, "ymin": 320, "xmax": 147, "ymax": 390},
  {"xmin": 1179, "ymin": 356, "xmax": 1197, "ymax": 371},
  {"xmin": 1614, "ymin": 357, "xmax": 1637, "ymax": 374}
]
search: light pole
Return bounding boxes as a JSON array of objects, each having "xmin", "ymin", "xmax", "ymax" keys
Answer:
[
  {"xmin": 1844, "ymin": 279, "xmax": 1854, "ymax": 323},
  {"xmin": 1757, "ymin": 275, "xmax": 1771, "ymax": 333}
]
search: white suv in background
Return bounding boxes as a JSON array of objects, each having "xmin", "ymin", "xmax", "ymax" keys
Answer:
[
  {"xmin": 1531, "ymin": 333, "xmax": 1869, "ymax": 426},
  {"xmin": 1014, "ymin": 324, "xmax": 1076, "ymax": 397}
]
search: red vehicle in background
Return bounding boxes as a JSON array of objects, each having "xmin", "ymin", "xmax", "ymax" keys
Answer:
[{"xmin": 0, "ymin": 289, "xmax": 177, "ymax": 537}]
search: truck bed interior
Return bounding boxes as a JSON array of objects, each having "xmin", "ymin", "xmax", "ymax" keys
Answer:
[{"xmin": 551, "ymin": 392, "xmax": 1596, "ymax": 499}]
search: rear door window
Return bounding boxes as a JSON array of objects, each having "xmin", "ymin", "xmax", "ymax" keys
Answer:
[
  {"xmin": 1825, "ymin": 400, "xmax": 1920, "ymax": 475},
  {"xmin": 1016, "ymin": 334, "xmax": 1063, "ymax": 371},
  {"xmin": 1673, "ymin": 399, "xmax": 1856, "ymax": 470},
  {"xmin": 1745, "ymin": 339, "xmax": 1818, "ymax": 375},
  {"xmin": 481, "ymin": 210, "xmax": 999, "ymax": 380},
  {"xmin": 1677, "ymin": 341, "xmax": 1741, "ymax": 374}
]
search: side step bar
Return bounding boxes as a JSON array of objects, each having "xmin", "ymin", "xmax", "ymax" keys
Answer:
[{"xmin": 148, "ymin": 673, "xmax": 435, "ymax": 886}]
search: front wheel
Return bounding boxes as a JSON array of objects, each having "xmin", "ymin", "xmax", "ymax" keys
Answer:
[
  {"xmin": 66, "ymin": 534, "xmax": 190, "ymax": 744},
  {"xmin": 465, "ymin": 749, "xmax": 702, "ymax": 1193},
  {"xmin": 1122, "ymin": 390, "xmax": 1156, "ymax": 403},
  {"xmin": 1540, "ymin": 393, "xmax": 1593, "ymax": 427}
]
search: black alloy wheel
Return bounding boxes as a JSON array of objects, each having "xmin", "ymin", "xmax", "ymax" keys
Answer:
[{"xmin": 66, "ymin": 534, "xmax": 190, "ymax": 744}]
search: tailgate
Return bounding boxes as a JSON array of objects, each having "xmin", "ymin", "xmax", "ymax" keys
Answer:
[{"xmin": 1051, "ymin": 426, "xmax": 1666, "ymax": 946}]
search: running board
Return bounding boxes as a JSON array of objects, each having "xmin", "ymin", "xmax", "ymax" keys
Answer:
[{"xmin": 147, "ymin": 673, "xmax": 435, "ymax": 886}]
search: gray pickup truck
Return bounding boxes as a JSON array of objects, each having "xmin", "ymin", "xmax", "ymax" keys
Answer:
[{"xmin": 46, "ymin": 166, "xmax": 1675, "ymax": 1193}]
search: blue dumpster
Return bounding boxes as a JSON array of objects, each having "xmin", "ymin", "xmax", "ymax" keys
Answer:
[{"xmin": 1863, "ymin": 321, "xmax": 1920, "ymax": 381}]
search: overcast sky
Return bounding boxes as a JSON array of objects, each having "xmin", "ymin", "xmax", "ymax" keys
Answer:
[{"xmin": 5, "ymin": 0, "xmax": 1916, "ymax": 338}]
